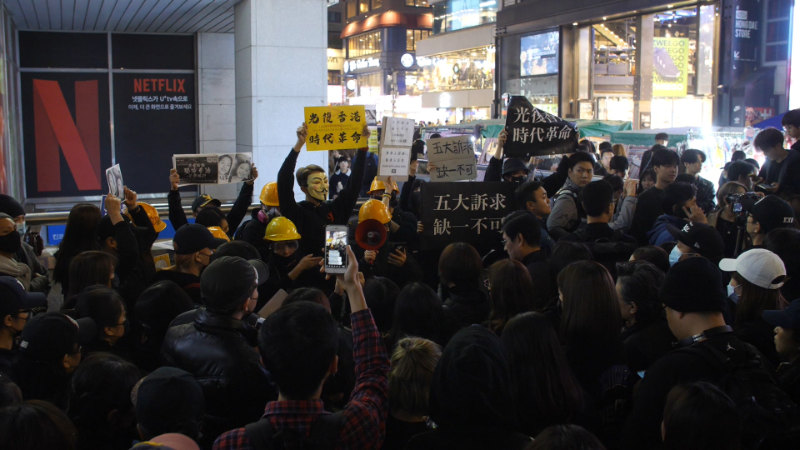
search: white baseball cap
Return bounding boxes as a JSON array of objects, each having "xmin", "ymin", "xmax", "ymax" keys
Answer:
[{"xmin": 718, "ymin": 248, "xmax": 786, "ymax": 290}]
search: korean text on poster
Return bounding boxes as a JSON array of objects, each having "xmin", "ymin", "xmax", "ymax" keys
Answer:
[
  {"xmin": 304, "ymin": 105, "xmax": 366, "ymax": 151},
  {"xmin": 378, "ymin": 116, "xmax": 416, "ymax": 181},
  {"xmin": 653, "ymin": 37, "xmax": 688, "ymax": 97},
  {"xmin": 426, "ymin": 135, "xmax": 477, "ymax": 182},
  {"xmin": 420, "ymin": 182, "xmax": 516, "ymax": 253},
  {"xmin": 504, "ymin": 96, "xmax": 578, "ymax": 158}
]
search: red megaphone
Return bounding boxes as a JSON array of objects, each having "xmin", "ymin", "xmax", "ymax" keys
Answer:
[{"xmin": 355, "ymin": 219, "xmax": 387, "ymax": 250}]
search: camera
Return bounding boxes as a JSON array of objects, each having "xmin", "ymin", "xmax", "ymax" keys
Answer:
[{"xmin": 726, "ymin": 192, "xmax": 760, "ymax": 218}]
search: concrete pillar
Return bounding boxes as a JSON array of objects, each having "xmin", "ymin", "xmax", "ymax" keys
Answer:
[
  {"xmin": 234, "ymin": 0, "xmax": 328, "ymax": 202},
  {"xmin": 633, "ymin": 14, "xmax": 654, "ymax": 129},
  {"xmin": 197, "ymin": 32, "xmax": 237, "ymax": 200}
]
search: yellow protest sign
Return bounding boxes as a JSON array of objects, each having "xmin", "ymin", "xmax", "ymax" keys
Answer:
[{"xmin": 304, "ymin": 105, "xmax": 366, "ymax": 151}]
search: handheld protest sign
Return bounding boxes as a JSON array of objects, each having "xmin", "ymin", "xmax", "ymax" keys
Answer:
[
  {"xmin": 105, "ymin": 164, "xmax": 124, "ymax": 197},
  {"xmin": 504, "ymin": 96, "xmax": 578, "ymax": 158},
  {"xmin": 426, "ymin": 135, "xmax": 477, "ymax": 182},
  {"xmin": 378, "ymin": 116, "xmax": 415, "ymax": 181},
  {"xmin": 304, "ymin": 105, "xmax": 367, "ymax": 151},
  {"xmin": 419, "ymin": 182, "xmax": 516, "ymax": 254}
]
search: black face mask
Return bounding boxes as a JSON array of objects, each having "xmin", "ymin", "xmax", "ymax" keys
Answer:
[
  {"xmin": 0, "ymin": 231, "xmax": 21, "ymax": 254},
  {"xmin": 509, "ymin": 175, "xmax": 526, "ymax": 184}
]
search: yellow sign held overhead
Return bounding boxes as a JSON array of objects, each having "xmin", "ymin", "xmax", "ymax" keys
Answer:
[{"xmin": 304, "ymin": 105, "xmax": 366, "ymax": 151}]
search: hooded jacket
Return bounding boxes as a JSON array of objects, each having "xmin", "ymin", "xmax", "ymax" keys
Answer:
[{"xmin": 647, "ymin": 214, "xmax": 686, "ymax": 246}]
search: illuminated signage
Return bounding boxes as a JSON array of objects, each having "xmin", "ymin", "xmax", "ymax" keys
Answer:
[{"xmin": 344, "ymin": 57, "xmax": 381, "ymax": 73}]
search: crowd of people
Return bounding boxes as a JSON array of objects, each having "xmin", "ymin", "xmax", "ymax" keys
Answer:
[{"xmin": 1, "ymin": 110, "xmax": 800, "ymax": 450}]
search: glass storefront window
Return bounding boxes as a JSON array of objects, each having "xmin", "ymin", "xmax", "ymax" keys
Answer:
[
  {"xmin": 359, "ymin": 0, "xmax": 370, "ymax": 13},
  {"xmin": 347, "ymin": 30, "xmax": 382, "ymax": 58},
  {"xmin": 406, "ymin": 0, "xmax": 430, "ymax": 6},
  {"xmin": 347, "ymin": 0, "xmax": 357, "ymax": 18},
  {"xmin": 415, "ymin": 46, "xmax": 495, "ymax": 92},
  {"xmin": 433, "ymin": 0, "xmax": 498, "ymax": 34},
  {"xmin": 406, "ymin": 29, "xmax": 431, "ymax": 51},
  {"xmin": 372, "ymin": 0, "xmax": 383, "ymax": 8},
  {"xmin": 346, "ymin": 72, "xmax": 383, "ymax": 98}
]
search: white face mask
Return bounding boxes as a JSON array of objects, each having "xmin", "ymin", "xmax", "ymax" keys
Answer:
[{"xmin": 668, "ymin": 245, "xmax": 683, "ymax": 267}]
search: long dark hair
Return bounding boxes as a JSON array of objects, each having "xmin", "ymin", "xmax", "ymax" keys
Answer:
[
  {"xmin": 558, "ymin": 261, "xmax": 621, "ymax": 347},
  {"xmin": 732, "ymin": 272, "xmax": 784, "ymax": 327},
  {"xmin": 438, "ymin": 242, "xmax": 483, "ymax": 293},
  {"xmin": 616, "ymin": 260, "xmax": 665, "ymax": 327},
  {"xmin": 54, "ymin": 204, "xmax": 102, "ymax": 287},
  {"xmin": 502, "ymin": 312, "xmax": 584, "ymax": 436},
  {"xmin": 66, "ymin": 251, "xmax": 117, "ymax": 300},
  {"xmin": 488, "ymin": 259, "xmax": 537, "ymax": 333},
  {"xmin": 389, "ymin": 282, "xmax": 445, "ymax": 347}
]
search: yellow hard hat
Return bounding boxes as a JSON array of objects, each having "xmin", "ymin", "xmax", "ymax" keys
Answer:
[
  {"xmin": 207, "ymin": 226, "xmax": 230, "ymax": 242},
  {"xmin": 367, "ymin": 177, "xmax": 399, "ymax": 195},
  {"xmin": 126, "ymin": 202, "xmax": 166, "ymax": 233},
  {"xmin": 259, "ymin": 182, "xmax": 279, "ymax": 207},
  {"xmin": 358, "ymin": 199, "xmax": 391, "ymax": 224},
  {"xmin": 264, "ymin": 216, "xmax": 302, "ymax": 242}
]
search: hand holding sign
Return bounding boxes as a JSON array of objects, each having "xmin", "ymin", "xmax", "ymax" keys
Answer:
[
  {"xmin": 504, "ymin": 96, "xmax": 578, "ymax": 158},
  {"xmin": 294, "ymin": 122, "xmax": 308, "ymax": 153}
]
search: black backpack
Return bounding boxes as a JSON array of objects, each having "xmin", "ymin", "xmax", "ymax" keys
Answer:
[
  {"xmin": 244, "ymin": 412, "xmax": 346, "ymax": 450},
  {"xmin": 682, "ymin": 341, "xmax": 800, "ymax": 449}
]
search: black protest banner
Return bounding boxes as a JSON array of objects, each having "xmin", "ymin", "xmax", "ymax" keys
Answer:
[
  {"xmin": 504, "ymin": 96, "xmax": 578, "ymax": 157},
  {"xmin": 420, "ymin": 182, "xmax": 516, "ymax": 253}
]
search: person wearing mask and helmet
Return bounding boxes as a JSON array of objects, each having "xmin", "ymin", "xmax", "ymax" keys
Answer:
[
  {"xmin": 236, "ymin": 182, "xmax": 281, "ymax": 261},
  {"xmin": 261, "ymin": 217, "xmax": 324, "ymax": 305}
]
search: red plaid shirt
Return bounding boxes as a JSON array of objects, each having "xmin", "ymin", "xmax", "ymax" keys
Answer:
[{"xmin": 213, "ymin": 309, "xmax": 389, "ymax": 449}]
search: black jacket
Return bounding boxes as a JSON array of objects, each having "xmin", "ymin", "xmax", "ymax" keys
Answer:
[
  {"xmin": 161, "ymin": 309, "xmax": 276, "ymax": 440},
  {"xmin": 278, "ymin": 148, "xmax": 367, "ymax": 257}
]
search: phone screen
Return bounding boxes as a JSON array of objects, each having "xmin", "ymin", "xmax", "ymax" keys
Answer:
[{"xmin": 324, "ymin": 227, "xmax": 348, "ymax": 273}]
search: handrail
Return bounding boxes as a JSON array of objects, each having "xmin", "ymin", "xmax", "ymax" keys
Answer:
[{"xmin": 24, "ymin": 202, "xmax": 262, "ymax": 226}]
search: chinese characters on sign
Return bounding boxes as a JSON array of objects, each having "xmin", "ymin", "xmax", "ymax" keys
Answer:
[
  {"xmin": 378, "ymin": 117, "xmax": 415, "ymax": 181},
  {"xmin": 420, "ymin": 182, "xmax": 516, "ymax": 252},
  {"xmin": 172, "ymin": 152, "xmax": 253, "ymax": 185},
  {"xmin": 504, "ymin": 96, "xmax": 578, "ymax": 158},
  {"xmin": 426, "ymin": 135, "xmax": 477, "ymax": 182},
  {"xmin": 304, "ymin": 105, "xmax": 366, "ymax": 151}
]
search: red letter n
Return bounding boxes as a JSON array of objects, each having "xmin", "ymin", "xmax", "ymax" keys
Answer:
[{"xmin": 33, "ymin": 79, "xmax": 101, "ymax": 192}]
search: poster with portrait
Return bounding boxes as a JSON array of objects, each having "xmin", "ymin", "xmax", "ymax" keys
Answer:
[
  {"xmin": 105, "ymin": 164, "xmax": 124, "ymax": 197},
  {"xmin": 173, "ymin": 152, "xmax": 253, "ymax": 185}
]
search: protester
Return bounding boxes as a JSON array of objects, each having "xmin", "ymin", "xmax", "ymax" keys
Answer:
[
  {"xmin": 388, "ymin": 282, "xmax": 446, "ymax": 348},
  {"xmin": 0, "ymin": 399, "xmax": 79, "ymax": 450},
  {"xmin": 9, "ymin": 312, "xmax": 93, "ymax": 409},
  {"xmin": 719, "ymin": 248, "xmax": 787, "ymax": 367},
  {"xmin": 667, "ymin": 222, "xmax": 725, "ymax": 267},
  {"xmin": 680, "ymin": 149, "xmax": 715, "ymax": 213},
  {"xmin": 486, "ymin": 259, "xmax": 537, "ymax": 335},
  {"xmin": 502, "ymin": 312, "xmax": 585, "ymax": 437},
  {"xmin": 660, "ymin": 382, "xmax": 741, "ymax": 450},
  {"xmin": 168, "ymin": 163, "xmax": 256, "ymax": 236},
  {"xmin": 763, "ymin": 299, "xmax": 800, "ymax": 404},
  {"xmin": 383, "ymin": 337, "xmax": 441, "ymax": 450},
  {"xmin": 764, "ymin": 227, "xmax": 800, "ymax": 301},
  {"xmin": 547, "ymin": 152, "xmax": 595, "ymax": 239},
  {"xmin": 278, "ymin": 123, "xmax": 368, "ymax": 257},
  {"xmin": 0, "ymin": 194, "xmax": 47, "ymax": 280},
  {"xmin": 359, "ymin": 199, "xmax": 423, "ymax": 287},
  {"xmin": 501, "ymin": 213, "xmax": 552, "ymax": 307},
  {"xmin": 0, "ymin": 276, "xmax": 46, "ymax": 373},
  {"xmin": 615, "ymin": 261, "xmax": 673, "ymax": 371},
  {"xmin": 52, "ymin": 203, "xmax": 103, "ymax": 308},
  {"xmin": 214, "ymin": 245, "xmax": 389, "ymax": 450},
  {"xmin": 131, "ymin": 281, "xmax": 194, "ymax": 372},
  {"xmin": 646, "ymin": 182, "xmax": 702, "ymax": 246},
  {"xmin": 134, "ymin": 366, "xmax": 205, "ymax": 442},
  {"xmin": 153, "ymin": 224, "xmax": 221, "ymax": 304},
  {"xmin": 746, "ymin": 195, "xmax": 795, "ymax": 247},
  {"xmin": 631, "ymin": 148, "xmax": 680, "ymax": 244},
  {"xmin": 438, "ymin": 242, "xmax": 490, "ymax": 332},
  {"xmin": 485, "ymin": 129, "xmax": 530, "ymax": 184},
  {"xmin": 404, "ymin": 325, "xmax": 532, "ymax": 449},
  {"xmin": 162, "ymin": 256, "xmax": 275, "ymax": 446},
  {"xmin": 261, "ymin": 216, "xmax": 324, "ymax": 303},
  {"xmin": 623, "ymin": 257, "xmax": 784, "ymax": 449},
  {"xmin": 68, "ymin": 353, "xmax": 140, "ymax": 450},
  {"xmin": 513, "ymin": 181, "xmax": 554, "ymax": 250},
  {"xmin": 64, "ymin": 251, "xmax": 116, "ymax": 308},
  {"xmin": 707, "ymin": 181, "xmax": 748, "ymax": 258}
]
